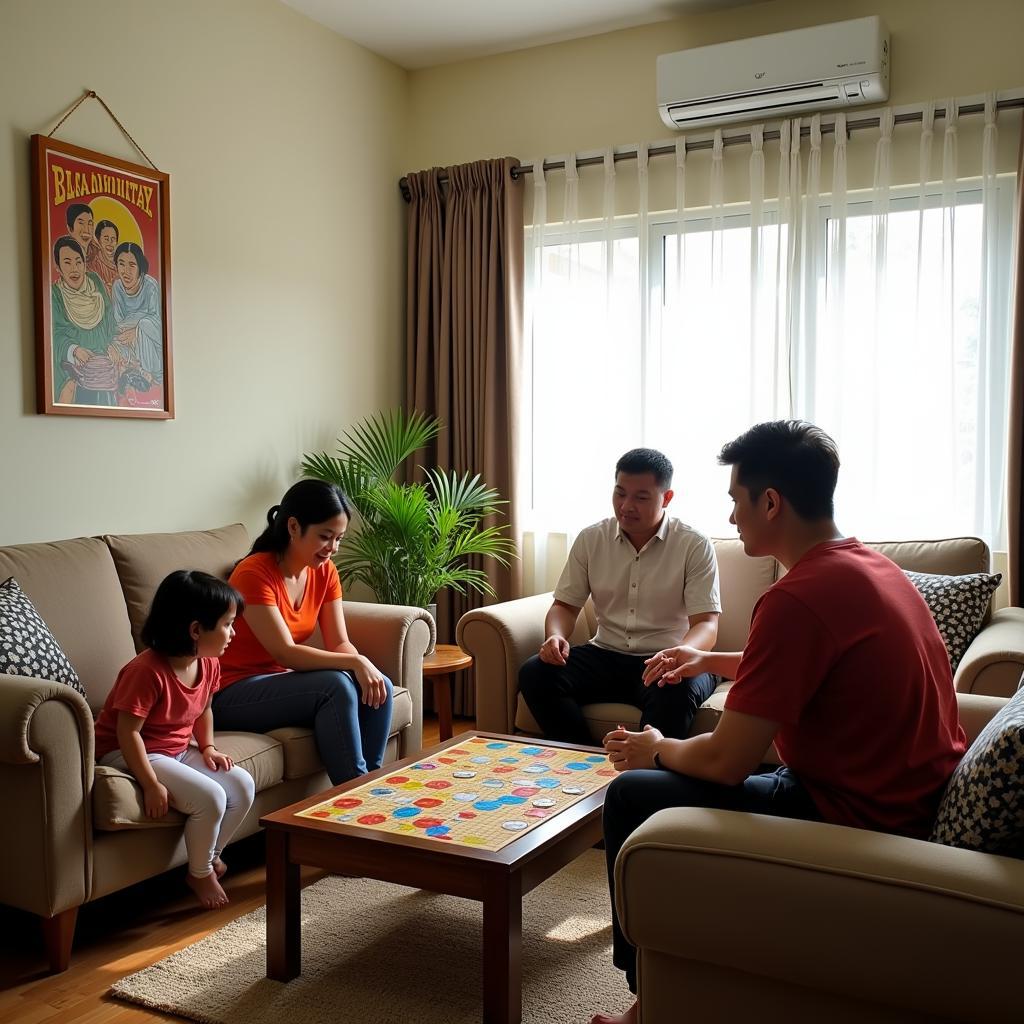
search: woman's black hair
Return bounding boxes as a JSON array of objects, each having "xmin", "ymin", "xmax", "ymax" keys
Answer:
[
  {"xmin": 249, "ymin": 480, "xmax": 352, "ymax": 556},
  {"xmin": 114, "ymin": 240, "xmax": 149, "ymax": 277},
  {"xmin": 140, "ymin": 570, "xmax": 244, "ymax": 657}
]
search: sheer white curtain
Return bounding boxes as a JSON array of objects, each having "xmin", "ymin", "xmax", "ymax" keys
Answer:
[
  {"xmin": 520, "ymin": 150, "xmax": 641, "ymax": 593},
  {"xmin": 523, "ymin": 99, "xmax": 1016, "ymax": 593}
]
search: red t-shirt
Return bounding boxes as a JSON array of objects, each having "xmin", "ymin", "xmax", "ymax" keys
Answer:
[
  {"xmin": 725, "ymin": 539, "xmax": 966, "ymax": 838},
  {"xmin": 94, "ymin": 649, "xmax": 221, "ymax": 759},
  {"xmin": 219, "ymin": 551, "xmax": 343, "ymax": 688}
]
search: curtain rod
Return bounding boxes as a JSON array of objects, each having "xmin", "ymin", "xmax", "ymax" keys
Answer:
[{"xmin": 399, "ymin": 95, "xmax": 1024, "ymax": 202}]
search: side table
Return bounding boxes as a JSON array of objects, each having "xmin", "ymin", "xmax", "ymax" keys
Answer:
[{"xmin": 421, "ymin": 643, "xmax": 473, "ymax": 741}]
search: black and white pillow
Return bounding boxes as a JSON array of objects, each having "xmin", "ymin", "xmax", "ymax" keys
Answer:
[
  {"xmin": 904, "ymin": 570, "xmax": 1002, "ymax": 671},
  {"xmin": 0, "ymin": 577, "xmax": 85, "ymax": 696},
  {"xmin": 930, "ymin": 683, "xmax": 1024, "ymax": 858}
]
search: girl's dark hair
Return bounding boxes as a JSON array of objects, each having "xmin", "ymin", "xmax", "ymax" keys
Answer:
[
  {"xmin": 114, "ymin": 240, "xmax": 149, "ymax": 277},
  {"xmin": 140, "ymin": 570, "xmax": 244, "ymax": 657},
  {"xmin": 249, "ymin": 479, "xmax": 352, "ymax": 556}
]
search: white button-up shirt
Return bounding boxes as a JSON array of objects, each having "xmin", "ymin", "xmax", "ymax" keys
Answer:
[{"xmin": 553, "ymin": 515, "xmax": 720, "ymax": 656}]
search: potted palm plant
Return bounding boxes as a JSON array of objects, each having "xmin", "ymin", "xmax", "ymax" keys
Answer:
[{"xmin": 301, "ymin": 410, "xmax": 516, "ymax": 652}]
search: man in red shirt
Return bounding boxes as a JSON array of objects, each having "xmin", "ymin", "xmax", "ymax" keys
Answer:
[{"xmin": 589, "ymin": 420, "xmax": 966, "ymax": 1024}]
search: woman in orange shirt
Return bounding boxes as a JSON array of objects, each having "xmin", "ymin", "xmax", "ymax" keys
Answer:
[{"xmin": 214, "ymin": 480, "xmax": 393, "ymax": 783}]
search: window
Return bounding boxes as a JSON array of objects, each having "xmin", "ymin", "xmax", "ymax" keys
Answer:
[{"xmin": 524, "ymin": 180, "xmax": 1014, "ymax": 546}]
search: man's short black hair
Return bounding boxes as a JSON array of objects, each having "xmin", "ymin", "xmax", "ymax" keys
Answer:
[
  {"xmin": 615, "ymin": 448, "xmax": 673, "ymax": 490},
  {"xmin": 719, "ymin": 420, "xmax": 839, "ymax": 520}
]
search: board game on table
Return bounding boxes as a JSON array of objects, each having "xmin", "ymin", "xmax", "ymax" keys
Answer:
[
  {"xmin": 295, "ymin": 735, "xmax": 616, "ymax": 851},
  {"xmin": 261, "ymin": 732, "xmax": 616, "ymax": 1024}
]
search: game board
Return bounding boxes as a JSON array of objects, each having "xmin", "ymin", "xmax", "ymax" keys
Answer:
[{"xmin": 296, "ymin": 735, "xmax": 616, "ymax": 851}]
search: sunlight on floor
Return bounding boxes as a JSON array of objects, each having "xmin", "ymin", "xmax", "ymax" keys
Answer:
[{"xmin": 545, "ymin": 914, "xmax": 609, "ymax": 942}]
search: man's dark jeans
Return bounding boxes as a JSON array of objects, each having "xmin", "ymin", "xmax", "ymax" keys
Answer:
[{"xmin": 518, "ymin": 642, "xmax": 716, "ymax": 745}]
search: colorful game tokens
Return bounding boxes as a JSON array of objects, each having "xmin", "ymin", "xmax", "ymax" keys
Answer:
[{"xmin": 296, "ymin": 736, "xmax": 614, "ymax": 851}]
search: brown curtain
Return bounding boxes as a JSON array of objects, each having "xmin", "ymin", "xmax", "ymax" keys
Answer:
[
  {"xmin": 405, "ymin": 157, "xmax": 525, "ymax": 714},
  {"xmin": 1009, "ymin": 114, "xmax": 1024, "ymax": 607}
]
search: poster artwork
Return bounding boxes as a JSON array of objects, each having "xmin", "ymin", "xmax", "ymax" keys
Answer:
[{"xmin": 31, "ymin": 134, "xmax": 173, "ymax": 418}]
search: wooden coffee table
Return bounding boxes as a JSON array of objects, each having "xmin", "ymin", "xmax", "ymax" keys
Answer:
[{"xmin": 260, "ymin": 732, "xmax": 612, "ymax": 1024}]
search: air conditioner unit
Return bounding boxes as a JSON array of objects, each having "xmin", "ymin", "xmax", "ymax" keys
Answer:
[{"xmin": 657, "ymin": 16, "xmax": 889, "ymax": 130}]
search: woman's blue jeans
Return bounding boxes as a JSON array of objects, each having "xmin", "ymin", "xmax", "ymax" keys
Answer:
[{"xmin": 212, "ymin": 670, "xmax": 394, "ymax": 784}]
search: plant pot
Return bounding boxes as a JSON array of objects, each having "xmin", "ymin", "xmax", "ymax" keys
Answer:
[{"xmin": 424, "ymin": 602, "xmax": 437, "ymax": 656}]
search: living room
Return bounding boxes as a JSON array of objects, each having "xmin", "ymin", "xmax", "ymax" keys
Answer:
[{"xmin": 2, "ymin": 0, "xmax": 1023, "ymax": 1022}]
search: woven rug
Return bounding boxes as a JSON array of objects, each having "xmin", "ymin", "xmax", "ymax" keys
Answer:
[{"xmin": 111, "ymin": 850, "xmax": 630, "ymax": 1024}]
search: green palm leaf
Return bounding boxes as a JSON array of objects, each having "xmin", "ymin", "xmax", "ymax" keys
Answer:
[{"xmin": 301, "ymin": 409, "xmax": 517, "ymax": 606}]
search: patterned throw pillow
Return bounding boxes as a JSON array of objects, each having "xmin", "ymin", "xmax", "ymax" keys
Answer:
[
  {"xmin": 930, "ymin": 683, "xmax": 1024, "ymax": 858},
  {"xmin": 904, "ymin": 570, "xmax": 1002, "ymax": 671},
  {"xmin": 0, "ymin": 576, "xmax": 86, "ymax": 696}
]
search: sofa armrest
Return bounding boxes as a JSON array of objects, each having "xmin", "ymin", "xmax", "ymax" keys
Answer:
[
  {"xmin": 954, "ymin": 606, "xmax": 1024, "ymax": 697},
  {"xmin": 956, "ymin": 690, "xmax": 1007, "ymax": 744},
  {"xmin": 456, "ymin": 593, "xmax": 553, "ymax": 733},
  {"xmin": 0, "ymin": 675, "xmax": 94, "ymax": 916},
  {"xmin": 342, "ymin": 602, "xmax": 433, "ymax": 755},
  {"xmin": 618, "ymin": 808, "xmax": 1024, "ymax": 1023}
]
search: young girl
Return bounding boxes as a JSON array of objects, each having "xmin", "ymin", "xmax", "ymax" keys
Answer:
[
  {"xmin": 214, "ymin": 480, "xmax": 393, "ymax": 784},
  {"xmin": 93, "ymin": 570, "xmax": 255, "ymax": 910}
]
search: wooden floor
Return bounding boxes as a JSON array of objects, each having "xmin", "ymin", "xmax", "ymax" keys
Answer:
[{"xmin": 0, "ymin": 714, "xmax": 475, "ymax": 1024}]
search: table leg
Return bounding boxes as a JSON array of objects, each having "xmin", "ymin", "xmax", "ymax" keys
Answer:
[
  {"xmin": 266, "ymin": 829, "xmax": 301, "ymax": 980},
  {"xmin": 482, "ymin": 872, "xmax": 522, "ymax": 1024},
  {"xmin": 434, "ymin": 673, "xmax": 453, "ymax": 741}
]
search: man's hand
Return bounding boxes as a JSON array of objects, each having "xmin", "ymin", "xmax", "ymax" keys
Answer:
[
  {"xmin": 642, "ymin": 645, "xmax": 707, "ymax": 687},
  {"xmin": 538, "ymin": 635, "xmax": 570, "ymax": 665},
  {"xmin": 603, "ymin": 724, "xmax": 663, "ymax": 772}
]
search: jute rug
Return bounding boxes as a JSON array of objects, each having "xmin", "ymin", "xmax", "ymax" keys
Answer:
[{"xmin": 111, "ymin": 849, "xmax": 630, "ymax": 1024}]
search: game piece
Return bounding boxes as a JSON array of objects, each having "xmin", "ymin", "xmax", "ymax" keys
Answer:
[{"xmin": 296, "ymin": 736, "xmax": 614, "ymax": 851}]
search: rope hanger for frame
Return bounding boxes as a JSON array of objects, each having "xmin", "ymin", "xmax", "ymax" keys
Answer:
[{"xmin": 46, "ymin": 89, "xmax": 161, "ymax": 171}]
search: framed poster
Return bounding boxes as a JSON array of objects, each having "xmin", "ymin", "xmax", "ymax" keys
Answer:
[{"xmin": 30, "ymin": 134, "xmax": 173, "ymax": 418}]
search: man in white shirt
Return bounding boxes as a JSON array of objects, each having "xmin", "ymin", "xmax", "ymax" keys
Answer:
[{"xmin": 518, "ymin": 448, "xmax": 721, "ymax": 745}]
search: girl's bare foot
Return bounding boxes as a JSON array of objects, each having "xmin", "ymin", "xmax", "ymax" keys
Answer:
[
  {"xmin": 590, "ymin": 1001, "xmax": 638, "ymax": 1024},
  {"xmin": 211, "ymin": 856, "xmax": 227, "ymax": 879},
  {"xmin": 187, "ymin": 870, "xmax": 229, "ymax": 910}
]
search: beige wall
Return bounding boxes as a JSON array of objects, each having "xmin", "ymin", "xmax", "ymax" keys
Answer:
[
  {"xmin": 405, "ymin": 0, "xmax": 1024, "ymax": 175},
  {"xmin": 0, "ymin": 0, "xmax": 408, "ymax": 545}
]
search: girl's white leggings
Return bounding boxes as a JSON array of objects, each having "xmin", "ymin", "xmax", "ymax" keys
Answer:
[{"xmin": 101, "ymin": 747, "xmax": 256, "ymax": 877}]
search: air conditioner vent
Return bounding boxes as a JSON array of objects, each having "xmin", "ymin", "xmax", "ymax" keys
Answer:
[{"xmin": 657, "ymin": 16, "xmax": 889, "ymax": 130}]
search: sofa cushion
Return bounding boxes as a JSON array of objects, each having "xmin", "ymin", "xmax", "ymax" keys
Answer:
[
  {"xmin": 92, "ymin": 731, "xmax": 285, "ymax": 830},
  {"xmin": 712, "ymin": 539, "xmax": 777, "ymax": 653},
  {"xmin": 904, "ymin": 570, "xmax": 1002, "ymax": 671},
  {"xmin": 0, "ymin": 537, "xmax": 137, "ymax": 712},
  {"xmin": 0, "ymin": 577, "xmax": 86, "ymax": 696},
  {"xmin": 869, "ymin": 536, "xmax": 991, "ymax": 577},
  {"xmin": 267, "ymin": 684, "xmax": 414, "ymax": 780},
  {"xmin": 104, "ymin": 524, "xmax": 251, "ymax": 652},
  {"xmin": 930, "ymin": 683, "xmax": 1024, "ymax": 858}
]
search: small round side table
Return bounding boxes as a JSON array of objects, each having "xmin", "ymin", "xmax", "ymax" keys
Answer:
[{"xmin": 421, "ymin": 643, "xmax": 473, "ymax": 741}]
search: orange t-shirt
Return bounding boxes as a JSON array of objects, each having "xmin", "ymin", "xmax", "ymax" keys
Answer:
[{"xmin": 219, "ymin": 551, "xmax": 343, "ymax": 688}]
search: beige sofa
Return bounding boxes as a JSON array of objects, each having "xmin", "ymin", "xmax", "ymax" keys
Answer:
[
  {"xmin": 457, "ymin": 536, "xmax": 1024, "ymax": 1022},
  {"xmin": 0, "ymin": 523, "xmax": 434, "ymax": 973}
]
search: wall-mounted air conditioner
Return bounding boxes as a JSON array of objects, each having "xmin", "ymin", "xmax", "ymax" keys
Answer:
[{"xmin": 657, "ymin": 16, "xmax": 889, "ymax": 130}]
